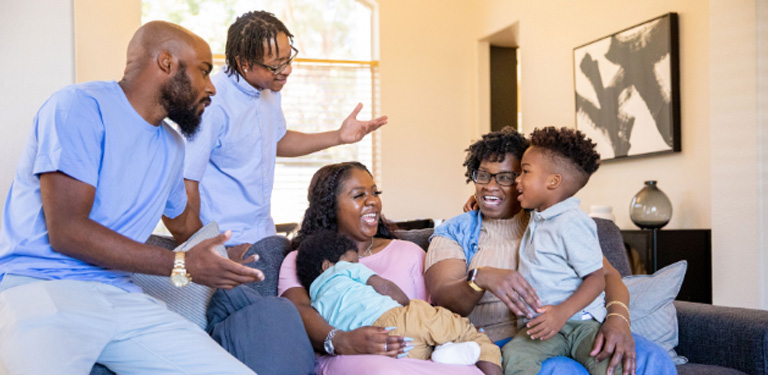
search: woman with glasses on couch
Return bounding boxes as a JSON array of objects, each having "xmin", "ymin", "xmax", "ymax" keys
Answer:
[
  {"xmin": 425, "ymin": 127, "xmax": 675, "ymax": 375},
  {"xmin": 278, "ymin": 161, "xmax": 486, "ymax": 375}
]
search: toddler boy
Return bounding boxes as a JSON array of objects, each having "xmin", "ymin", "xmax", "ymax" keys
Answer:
[{"xmin": 506, "ymin": 126, "xmax": 623, "ymax": 375}]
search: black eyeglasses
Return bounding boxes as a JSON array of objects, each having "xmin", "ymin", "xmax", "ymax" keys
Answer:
[
  {"xmin": 253, "ymin": 46, "xmax": 299, "ymax": 75},
  {"xmin": 472, "ymin": 170, "xmax": 519, "ymax": 186}
]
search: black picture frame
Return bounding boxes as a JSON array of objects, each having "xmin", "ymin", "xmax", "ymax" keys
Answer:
[{"xmin": 573, "ymin": 13, "xmax": 680, "ymax": 161}]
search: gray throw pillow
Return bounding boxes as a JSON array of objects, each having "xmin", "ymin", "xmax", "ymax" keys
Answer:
[
  {"xmin": 131, "ymin": 222, "xmax": 227, "ymax": 329},
  {"xmin": 622, "ymin": 260, "xmax": 688, "ymax": 364}
]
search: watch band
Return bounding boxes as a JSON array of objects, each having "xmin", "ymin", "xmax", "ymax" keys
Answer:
[
  {"xmin": 173, "ymin": 251, "xmax": 186, "ymax": 268},
  {"xmin": 170, "ymin": 251, "xmax": 192, "ymax": 288},
  {"xmin": 467, "ymin": 267, "xmax": 484, "ymax": 292},
  {"xmin": 323, "ymin": 328, "xmax": 340, "ymax": 355}
]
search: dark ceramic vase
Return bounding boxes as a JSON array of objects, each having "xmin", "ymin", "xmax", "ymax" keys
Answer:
[{"xmin": 629, "ymin": 180, "xmax": 673, "ymax": 229}]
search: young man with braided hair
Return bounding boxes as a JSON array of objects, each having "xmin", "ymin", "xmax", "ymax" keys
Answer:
[
  {"xmin": 504, "ymin": 126, "xmax": 624, "ymax": 375},
  {"xmin": 183, "ymin": 10, "xmax": 387, "ymax": 258}
]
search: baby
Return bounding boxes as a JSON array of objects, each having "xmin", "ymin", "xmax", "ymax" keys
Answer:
[
  {"xmin": 506, "ymin": 126, "xmax": 624, "ymax": 375},
  {"xmin": 296, "ymin": 230, "xmax": 502, "ymax": 375}
]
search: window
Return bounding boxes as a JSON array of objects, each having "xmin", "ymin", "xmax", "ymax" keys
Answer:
[{"xmin": 143, "ymin": 0, "xmax": 380, "ymax": 226}]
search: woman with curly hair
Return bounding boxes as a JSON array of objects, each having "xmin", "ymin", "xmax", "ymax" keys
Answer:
[
  {"xmin": 426, "ymin": 126, "xmax": 675, "ymax": 375},
  {"xmin": 278, "ymin": 162, "xmax": 483, "ymax": 375}
]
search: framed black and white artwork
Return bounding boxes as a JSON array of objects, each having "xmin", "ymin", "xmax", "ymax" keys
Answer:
[{"xmin": 573, "ymin": 13, "xmax": 680, "ymax": 160}]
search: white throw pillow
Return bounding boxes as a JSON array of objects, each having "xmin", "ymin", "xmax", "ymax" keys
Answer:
[
  {"xmin": 623, "ymin": 260, "xmax": 688, "ymax": 364},
  {"xmin": 131, "ymin": 222, "xmax": 227, "ymax": 330}
]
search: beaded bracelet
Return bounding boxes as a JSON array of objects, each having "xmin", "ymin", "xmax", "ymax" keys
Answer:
[{"xmin": 605, "ymin": 313, "xmax": 631, "ymax": 328}]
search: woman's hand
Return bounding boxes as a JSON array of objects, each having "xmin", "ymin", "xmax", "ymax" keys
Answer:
[
  {"xmin": 334, "ymin": 326, "xmax": 408, "ymax": 357},
  {"xmin": 226, "ymin": 243, "xmax": 258, "ymax": 264},
  {"xmin": 590, "ymin": 315, "xmax": 636, "ymax": 375},
  {"xmin": 475, "ymin": 267, "xmax": 541, "ymax": 318}
]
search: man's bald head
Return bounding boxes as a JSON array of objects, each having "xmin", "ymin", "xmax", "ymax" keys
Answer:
[{"xmin": 123, "ymin": 21, "xmax": 210, "ymax": 77}]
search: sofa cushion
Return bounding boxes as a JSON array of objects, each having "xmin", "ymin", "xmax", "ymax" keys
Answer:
[
  {"xmin": 676, "ymin": 363, "xmax": 749, "ymax": 375},
  {"xmin": 593, "ymin": 218, "xmax": 632, "ymax": 276},
  {"xmin": 393, "ymin": 228, "xmax": 432, "ymax": 252},
  {"xmin": 623, "ymin": 260, "xmax": 688, "ymax": 364},
  {"xmin": 131, "ymin": 222, "xmax": 226, "ymax": 329}
]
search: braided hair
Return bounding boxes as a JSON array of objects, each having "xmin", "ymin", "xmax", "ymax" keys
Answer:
[
  {"xmin": 292, "ymin": 162, "xmax": 394, "ymax": 251},
  {"xmin": 463, "ymin": 126, "xmax": 529, "ymax": 183},
  {"xmin": 224, "ymin": 11, "xmax": 294, "ymax": 77}
]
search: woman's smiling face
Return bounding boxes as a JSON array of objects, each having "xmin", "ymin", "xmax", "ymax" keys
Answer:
[
  {"xmin": 474, "ymin": 153, "xmax": 522, "ymax": 220},
  {"xmin": 335, "ymin": 168, "xmax": 382, "ymax": 242}
]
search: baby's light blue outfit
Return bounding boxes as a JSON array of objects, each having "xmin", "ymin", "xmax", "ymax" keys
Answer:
[{"xmin": 310, "ymin": 261, "xmax": 400, "ymax": 331}]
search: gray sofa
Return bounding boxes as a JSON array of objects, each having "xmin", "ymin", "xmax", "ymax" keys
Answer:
[
  {"xmin": 91, "ymin": 218, "xmax": 768, "ymax": 375},
  {"xmin": 394, "ymin": 219, "xmax": 768, "ymax": 375}
]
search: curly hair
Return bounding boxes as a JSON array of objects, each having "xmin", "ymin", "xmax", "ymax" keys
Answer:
[
  {"xmin": 291, "ymin": 162, "xmax": 394, "ymax": 251},
  {"xmin": 295, "ymin": 230, "xmax": 357, "ymax": 291},
  {"xmin": 528, "ymin": 126, "xmax": 600, "ymax": 177},
  {"xmin": 463, "ymin": 126, "xmax": 529, "ymax": 183},
  {"xmin": 224, "ymin": 11, "xmax": 294, "ymax": 78}
]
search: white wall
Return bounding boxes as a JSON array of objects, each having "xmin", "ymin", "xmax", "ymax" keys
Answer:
[
  {"xmin": 0, "ymin": 1, "xmax": 75, "ymax": 218},
  {"xmin": 74, "ymin": 0, "xmax": 141, "ymax": 83},
  {"xmin": 709, "ymin": 0, "xmax": 768, "ymax": 309},
  {"xmin": 377, "ymin": 0, "xmax": 481, "ymax": 222}
]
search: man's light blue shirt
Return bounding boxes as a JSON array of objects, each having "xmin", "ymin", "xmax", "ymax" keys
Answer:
[
  {"xmin": 310, "ymin": 261, "xmax": 400, "ymax": 332},
  {"xmin": 0, "ymin": 81, "xmax": 187, "ymax": 292},
  {"xmin": 184, "ymin": 68, "xmax": 287, "ymax": 246},
  {"xmin": 518, "ymin": 197, "xmax": 606, "ymax": 322}
]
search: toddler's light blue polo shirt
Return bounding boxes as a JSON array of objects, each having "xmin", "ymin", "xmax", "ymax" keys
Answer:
[{"xmin": 518, "ymin": 197, "xmax": 606, "ymax": 322}]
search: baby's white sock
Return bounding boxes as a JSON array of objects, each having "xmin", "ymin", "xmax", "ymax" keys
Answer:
[{"xmin": 430, "ymin": 341, "xmax": 481, "ymax": 365}]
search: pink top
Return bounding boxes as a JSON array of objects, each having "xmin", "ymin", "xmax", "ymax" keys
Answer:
[
  {"xmin": 278, "ymin": 238, "xmax": 481, "ymax": 375},
  {"xmin": 279, "ymin": 239, "xmax": 427, "ymax": 300}
]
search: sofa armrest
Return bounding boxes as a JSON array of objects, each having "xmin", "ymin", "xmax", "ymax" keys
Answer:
[{"xmin": 675, "ymin": 300, "xmax": 768, "ymax": 375}]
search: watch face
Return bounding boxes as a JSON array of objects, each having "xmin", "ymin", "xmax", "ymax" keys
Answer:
[{"xmin": 170, "ymin": 272, "xmax": 190, "ymax": 287}]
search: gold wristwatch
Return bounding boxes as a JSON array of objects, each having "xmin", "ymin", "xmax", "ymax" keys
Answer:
[
  {"xmin": 170, "ymin": 251, "xmax": 192, "ymax": 287},
  {"xmin": 467, "ymin": 267, "xmax": 484, "ymax": 292}
]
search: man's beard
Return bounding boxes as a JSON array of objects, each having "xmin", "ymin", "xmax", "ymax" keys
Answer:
[{"xmin": 160, "ymin": 63, "xmax": 205, "ymax": 139}]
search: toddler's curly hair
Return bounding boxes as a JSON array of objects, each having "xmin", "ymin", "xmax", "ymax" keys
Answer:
[{"xmin": 529, "ymin": 126, "xmax": 600, "ymax": 183}]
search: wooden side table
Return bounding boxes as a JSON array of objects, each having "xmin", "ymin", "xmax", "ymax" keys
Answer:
[{"xmin": 620, "ymin": 229, "xmax": 712, "ymax": 304}]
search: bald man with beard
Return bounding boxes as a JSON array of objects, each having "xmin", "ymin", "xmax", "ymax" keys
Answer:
[{"xmin": 0, "ymin": 21, "xmax": 260, "ymax": 374}]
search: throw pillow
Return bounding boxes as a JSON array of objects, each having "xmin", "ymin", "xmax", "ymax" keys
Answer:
[
  {"xmin": 622, "ymin": 260, "xmax": 688, "ymax": 364},
  {"xmin": 131, "ymin": 222, "xmax": 227, "ymax": 329}
]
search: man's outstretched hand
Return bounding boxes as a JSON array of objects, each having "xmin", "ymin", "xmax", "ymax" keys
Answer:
[
  {"xmin": 338, "ymin": 103, "xmax": 388, "ymax": 144},
  {"xmin": 185, "ymin": 230, "xmax": 264, "ymax": 289}
]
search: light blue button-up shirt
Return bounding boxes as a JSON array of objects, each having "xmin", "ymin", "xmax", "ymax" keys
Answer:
[
  {"xmin": 184, "ymin": 68, "xmax": 287, "ymax": 245},
  {"xmin": 518, "ymin": 197, "xmax": 606, "ymax": 322}
]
